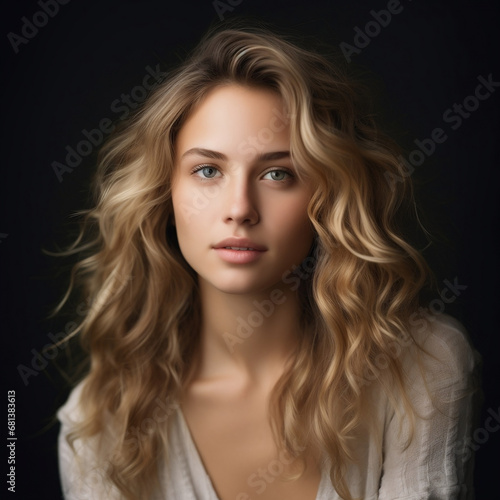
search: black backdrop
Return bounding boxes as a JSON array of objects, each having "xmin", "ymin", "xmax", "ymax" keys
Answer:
[{"xmin": 2, "ymin": 0, "xmax": 499, "ymax": 498}]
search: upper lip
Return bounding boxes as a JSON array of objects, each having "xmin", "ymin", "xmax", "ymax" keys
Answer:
[{"xmin": 213, "ymin": 238, "xmax": 267, "ymax": 251}]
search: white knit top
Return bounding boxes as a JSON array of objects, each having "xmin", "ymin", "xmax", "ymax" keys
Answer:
[{"xmin": 58, "ymin": 315, "xmax": 480, "ymax": 499}]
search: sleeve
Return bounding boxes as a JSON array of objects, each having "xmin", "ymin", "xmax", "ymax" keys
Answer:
[
  {"xmin": 57, "ymin": 382, "xmax": 122, "ymax": 500},
  {"xmin": 378, "ymin": 315, "xmax": 481, "ymax": 500}
]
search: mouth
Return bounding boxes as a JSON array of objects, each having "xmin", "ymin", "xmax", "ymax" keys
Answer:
[
  {"xmin": 214, "ymin": 238, "xmax": 267, "ymax": 252},
  {"xmin": 222, "ymin": 246, "xmax": 257, "ymax": 251},
  {"xmin": 213, "ymin": 239, "xmax": 267, "ymax": 264}
]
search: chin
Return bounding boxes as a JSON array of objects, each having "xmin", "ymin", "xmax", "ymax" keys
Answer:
[
  {"xmin": 203, "ymin": 274, "xmax": 281, "ymax": 296},
  {"xmin": 214, "ymin": 281, "xmax": 267, "ymax": 296}
]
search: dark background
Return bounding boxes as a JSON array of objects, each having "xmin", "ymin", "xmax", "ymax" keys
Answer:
[{"xmin": 2, "ymin": 0, "xmax": 499, "ymax": 498}]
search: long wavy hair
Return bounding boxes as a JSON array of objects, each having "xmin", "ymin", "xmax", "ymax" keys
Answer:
[{"xmin": 56, "ymin": 26, "xmax": 431, "ymax": 499}]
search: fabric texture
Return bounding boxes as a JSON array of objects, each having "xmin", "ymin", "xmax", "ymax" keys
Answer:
[{"xmin": 57, "ymin": 315, "xmax": 480, "ymax": 499}]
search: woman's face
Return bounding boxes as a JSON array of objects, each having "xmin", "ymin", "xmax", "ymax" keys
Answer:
[{"xmin": 171, "ymin": 84, "xmax": 315, "ymax": 295}]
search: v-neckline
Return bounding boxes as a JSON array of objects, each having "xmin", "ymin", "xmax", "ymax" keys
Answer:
[{"xmin": 176, "ymin": 405, "xmax": 330, "ymax": 500}]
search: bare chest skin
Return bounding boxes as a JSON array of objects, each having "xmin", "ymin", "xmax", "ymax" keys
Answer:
[{"xmin": 181, "ymin": 380, "xmax": 322, "ymax": 500}]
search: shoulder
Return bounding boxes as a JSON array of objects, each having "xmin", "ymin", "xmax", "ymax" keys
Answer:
[
  {"xmin": 406, "ymin": 313, "xmax": 480, "ymax": 390},
  {"xmin": 57, "ymin": 380, "xmax": 86, "ymax": 428},
  {"xmin": 394, "ymin": 313, "xmax": 482, "ymax": 426},
  {"xmin": 57, "ymin": 380, "xmax": 122, "ymax": 499},
  {"xmin": 372, "ymin": 315, "xmax": 481, "ymax": 498},
  {"xmin": 410, "ymin": 313, "xmax": 477, "ymax": 363}
]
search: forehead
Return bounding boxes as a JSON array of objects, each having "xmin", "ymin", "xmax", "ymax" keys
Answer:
[{"xmin": 175, "ymin": 84, "xmax": 291, "ymax": 159}]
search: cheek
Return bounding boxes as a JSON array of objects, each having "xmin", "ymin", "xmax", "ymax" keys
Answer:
[
  {"xmin": 272, "ymin": 197, "xmax": 314, "ymax": 247},
  {"xmin": 172, "ymin": 183, "xmax": 210, "ymax": 229}
]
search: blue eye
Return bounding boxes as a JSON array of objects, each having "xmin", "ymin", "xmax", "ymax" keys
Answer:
[
  {"xmin": 263, "ymin": 170, "xmax": 291, "ymax": 181},
  {"xmin": 193, "ymin": 166, "xmax": 220, "ymax": 179}
]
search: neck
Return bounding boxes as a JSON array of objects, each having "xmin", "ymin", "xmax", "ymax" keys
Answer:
[{"xmin": 190, "ymin": 278, "xmax": 303, "ymax": 387}]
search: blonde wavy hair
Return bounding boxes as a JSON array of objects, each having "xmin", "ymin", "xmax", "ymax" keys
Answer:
[{"xmin": 56, "ymin": 26, "xmax": 430, "ymax": 500}]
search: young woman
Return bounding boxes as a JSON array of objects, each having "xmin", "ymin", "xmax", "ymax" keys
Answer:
[{"xmin": 56, "ymin": 26, "xmax": 480, "ymax": 499}]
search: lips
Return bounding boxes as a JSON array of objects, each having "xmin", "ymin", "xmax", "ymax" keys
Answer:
[
  {"xmin": 213, "ymin": 238, "xmax": 267, "ymax": 252},
  {"xmin": 213, "ymin": 238, "xmax": 267, "ymax": 264}
]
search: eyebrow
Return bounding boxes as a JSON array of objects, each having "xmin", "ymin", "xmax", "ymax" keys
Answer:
[{"xmin": 180, "ymin": 147, "xmax": 291, "ymax": 162}]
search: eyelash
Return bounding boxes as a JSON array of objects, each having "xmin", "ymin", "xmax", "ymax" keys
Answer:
[
  {"xmin": 191, "ymin": 164, "xmax": 295, "ymax": 182},
  {"xmin": 191, "ymin": 164, "xmax": 221, "ymax": 179}
]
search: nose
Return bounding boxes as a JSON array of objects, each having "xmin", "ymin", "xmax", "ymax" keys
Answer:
[{"xmin": 223, "ymin": 176, "xmax": 259, "ymax": 226}]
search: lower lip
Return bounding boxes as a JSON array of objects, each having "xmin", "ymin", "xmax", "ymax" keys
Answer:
[{"xmin": 214, "ymin": 248, "xmax": 266, "ymax": 264}]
